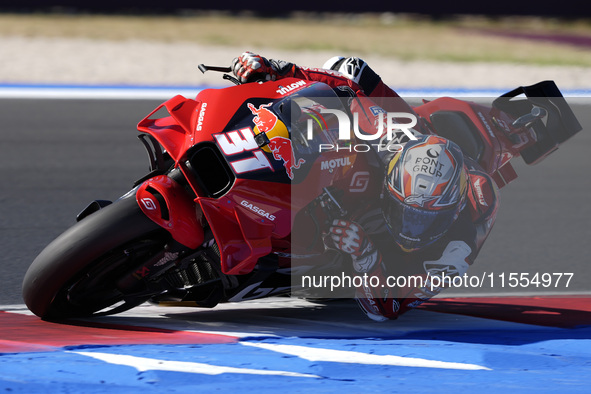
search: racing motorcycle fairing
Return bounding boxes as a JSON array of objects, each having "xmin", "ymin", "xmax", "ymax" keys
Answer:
[
  {"xmin": 135, "ymin": 81, "xmax": 368, "ymax": 274},
  {"xmin": 137, "ymin": 94, "xmax": 198, "ymax": 162},
  {"xmin": 136, "ymin": 78, "xmax": 583, "ymax": 276},
  {"xmin": 136, "ymin": 175, "xmax": 204, "ymax": 249},
  {"xmin": 198, "ymin": 197, "xmax": 276, "ymax": 275},
  {"xmin": 135, "ymin": 80, "xmax": 338, "ymax": 274},
  {"xmin": 492, "ymin": 80, "xmax": 582, "ymax": 164},
  {"xmin": 414, "ymin": 80, "xmax": 582, "ymax": 189},
  {"xmin": 23, "ymin": 69, "xmax": 584, "ymax": 320}
]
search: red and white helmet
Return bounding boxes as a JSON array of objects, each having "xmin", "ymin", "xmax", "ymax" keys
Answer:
[{"xmin": 383, "ymin": 135, "xmax": 468, "ymax": 252}]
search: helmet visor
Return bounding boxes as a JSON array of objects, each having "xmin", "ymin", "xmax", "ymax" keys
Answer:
[{"xmin": 383, "ymin": 193, "xmax": 458, "ymax": 251}]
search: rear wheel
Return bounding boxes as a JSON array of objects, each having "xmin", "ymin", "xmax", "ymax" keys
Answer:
[{"xmin": 22, "ymin": 194, "xmax": 171, "ymax": 320}]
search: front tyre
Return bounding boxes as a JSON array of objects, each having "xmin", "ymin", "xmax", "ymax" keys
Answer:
[{"xmin": 22, "ymin": 194, "xmax": 169, "ymax": 319}]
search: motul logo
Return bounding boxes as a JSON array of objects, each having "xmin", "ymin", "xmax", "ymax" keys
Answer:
[
  {"xmin": 321, "ymin": 156, "xmax": 352, "ymax": 170},
  {"xmin": 276, "ymin": 80, "xmax": 307, "ymax": 95},
  {"xmin": 473, "ymin": 178, "xmax": 488, "ymax": 207}
]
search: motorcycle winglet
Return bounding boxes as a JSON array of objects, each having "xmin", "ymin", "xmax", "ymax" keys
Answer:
[
  {"xmin": 137, "ymin": 95, "xmax": 200, "ymax": 161},
  {"xmin": 493, "ymin": 80, "xmax": 583, "ymax": 165}
]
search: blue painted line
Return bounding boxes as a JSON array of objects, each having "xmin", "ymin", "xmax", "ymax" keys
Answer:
[
  {"xmin": 0, "ymin": 83, "xmax": 209, "ymax": 90},
  {"xmin": 2, "ymin": 303, "xmax": 590, "ymax": 392},
  {"xmin": 0, "ymin": 83, "xmax": 211, "ymax": 99},
  {"xmin": 2, "ymin": 334, "xmax": 591, "ymax": 392},
  {"xmin": 1, "ymin": 83, "xmax": 589, "ymax": 99},
  {"xmin": 398, "ymin": 87, "xmax": 591, "ymax": 97}
]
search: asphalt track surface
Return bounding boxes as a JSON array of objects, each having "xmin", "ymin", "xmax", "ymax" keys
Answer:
[{"xmin": 1, "ymin": 95, "xmax": 590, "ymax": 392}]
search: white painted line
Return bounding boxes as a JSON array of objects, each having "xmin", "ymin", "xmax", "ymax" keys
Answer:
[
  {"xmin": 241, "ymin": 342, "xmax": 491, "ymax": 371},
  {"xmin": 71, "ymin": 351, "xmax": 321, "ymax": 378},
  {"xmin": 191, "ymin": 330, "xmax": 279, "ymax": 339}
]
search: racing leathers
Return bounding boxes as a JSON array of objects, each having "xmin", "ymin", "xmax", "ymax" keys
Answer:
[
  {"xmin": 231, "ymin": 51, "xmax": 417, "ymax": 116},
  {"xmin": 327, "ymin": 161, "xmax": 499, "ymax": 321},
  {"xmin": 232, "ymin": 52, "xmax": 500, "ymax": 321}
]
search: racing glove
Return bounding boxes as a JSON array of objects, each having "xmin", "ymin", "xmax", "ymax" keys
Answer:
[
  {"xmin": 327, "ymin": 219, "xmax": 400, "ymax": 321},
  {"xmin": 327, "ymin": 219, "xmax": 378, "ymax": 273},
  {"xmin": 231, "ymin": 51, "xmax": 295, "ymax": 83}
]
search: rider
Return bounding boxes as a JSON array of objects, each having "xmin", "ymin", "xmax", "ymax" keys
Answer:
[
  {"xmin": 232, "ymin": 52, "xmax": 500, "ymax": 321},
  {"xmin": 232, "ymin": 52, "xmax": 417, "ymax": 116}
]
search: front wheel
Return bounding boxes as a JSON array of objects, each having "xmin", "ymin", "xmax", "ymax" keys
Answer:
[{"xmin": 22, "ymin": 194, "xmax": 170, "ymax": 319}]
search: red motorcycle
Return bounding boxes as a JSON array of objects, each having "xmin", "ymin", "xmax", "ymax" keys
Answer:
[{"xmin": 22, "ymin": 65, "xmax": 582, "ymax": 319}]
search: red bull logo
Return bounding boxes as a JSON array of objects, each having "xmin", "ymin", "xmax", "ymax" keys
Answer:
[
  {"xmin": 248, "ymin": 103, "xmax": 277, "ymax": 132},
  {"xmin": 248, "ymin": 102, "xmax": 305, "ymax": 180},
  {"xmin": 267, "ymin": 136, "xmax": 305, "ymax": 180}
]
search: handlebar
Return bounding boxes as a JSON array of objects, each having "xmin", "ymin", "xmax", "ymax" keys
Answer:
[
  {"xmin": 198, "ymin": 64, "xmax": 232, "ymax": 73},
  {"xmin": 198, "ymin": 63, "xmax": 241, "ymax": 85}
]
